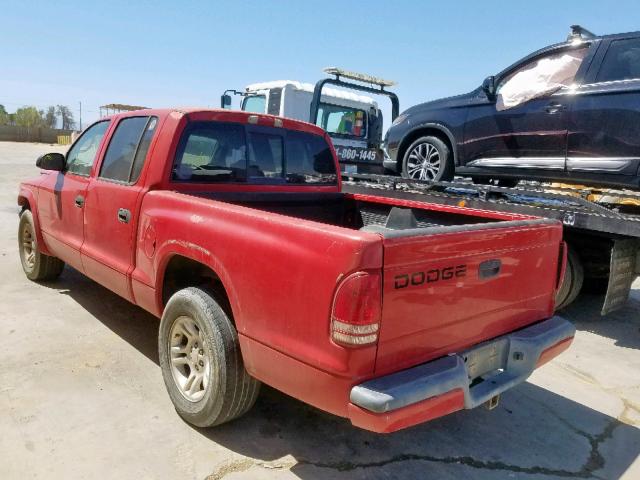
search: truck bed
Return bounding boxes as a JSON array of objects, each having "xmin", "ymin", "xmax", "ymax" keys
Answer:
[
  {"xmin": 193, "ymin": 191, "xmax": 530, "ymax": 234},
  {"xmin": 187, "ymin": 190, "xmax": 562, "ymax": 375}
]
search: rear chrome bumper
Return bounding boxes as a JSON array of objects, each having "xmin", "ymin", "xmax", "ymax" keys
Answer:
[{"xmin": 348, "ymin": 316, "xmax": 575, "ymax": 433}]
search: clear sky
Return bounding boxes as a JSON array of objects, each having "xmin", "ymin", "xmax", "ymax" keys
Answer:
[{"xmin": 2, "ymin": 0, "xmax": 639, "ymax": 127}]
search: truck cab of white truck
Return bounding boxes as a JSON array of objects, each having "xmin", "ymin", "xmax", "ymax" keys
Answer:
[{"xmin": 222, "ymin": 68, "xmax": 399, "ymax": 174}]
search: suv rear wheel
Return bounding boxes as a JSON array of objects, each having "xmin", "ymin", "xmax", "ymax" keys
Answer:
[{"xmin": 402, "ymin": 136, "xmax": 454, "ymax": 182}]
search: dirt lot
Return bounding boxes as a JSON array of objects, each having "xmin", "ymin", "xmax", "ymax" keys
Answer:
[{"xmin": 0, "ymin": 140, "xmax": 639, "ymax": 480}]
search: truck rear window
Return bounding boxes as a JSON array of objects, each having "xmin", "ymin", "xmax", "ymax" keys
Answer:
[{"xmin": 172, "ymin": 121, "xmax": 337, "ymax": 185}]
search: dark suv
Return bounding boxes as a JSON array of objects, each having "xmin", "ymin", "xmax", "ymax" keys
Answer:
[{"xmin": 384, "ymin": 26, "xmax": 640, "ymax": 189}]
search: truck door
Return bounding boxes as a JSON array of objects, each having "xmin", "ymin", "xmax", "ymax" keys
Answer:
[
  {"xmin": 81, "ymin": 116, "xmax": 158, "ymax": 301},
  {"xmin": 37, "ymin": 120, "xmax": 111, "ymax": 271}
]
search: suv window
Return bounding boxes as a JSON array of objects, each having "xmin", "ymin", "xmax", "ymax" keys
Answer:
[
  {"xmin": 496, "ymin": 47, "xmax": 588, "ymax": 110},
  {"xmin": 173, "ymin": 121, "xmax": 337, "ymax": 185},
  {"xmin": 242, "ymin": 95, "xmax": 266, "ymax": 113},
  {"xmin": 316, "ymin": 103, "xmax": 367, "ymax": 138},
  {"xmin": 99, "ymin": 116, "xmax": 157, "ymax": 183},
  {"xmin": 596, "ymin": 38, "xmax": 640, "ymax": 83},
  {"xmin": 66, "ymin": 121, "xmax": 110, "ymax": 176}
]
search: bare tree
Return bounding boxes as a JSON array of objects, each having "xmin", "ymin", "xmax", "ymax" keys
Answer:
[{"xmin": 56, "ymin": 105, "xmax": 75, "ymax": 130}]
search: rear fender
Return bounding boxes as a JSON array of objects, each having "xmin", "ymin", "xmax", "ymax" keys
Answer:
[
  {"xmin": 17, "ymin": 187, "xmax": 52, "ymax": 256},
  {"xmin": 154, "ymin": 241, "xmax": 241, "ymax": 328}
]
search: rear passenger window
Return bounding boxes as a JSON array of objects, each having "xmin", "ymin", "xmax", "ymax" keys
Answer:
[
  {"xmin": 596, "ymin": 38, "xmax": 640, "ymax": 83},
  {"xmin": 100, "ymin": 116, "xmax": 157, "ymax": 183}
]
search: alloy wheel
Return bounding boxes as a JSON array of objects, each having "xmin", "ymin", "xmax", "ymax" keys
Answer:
[
  {"xmin": 21, "ymin": 223, "xmax": 36, "ymax": 270},
  {"xmin": 168, "ymin": 315, "xmax": 211, "ymax": 402},
  {"xmin": 407, "ymin": 142, "xmax": 441, "ymax": 180}
]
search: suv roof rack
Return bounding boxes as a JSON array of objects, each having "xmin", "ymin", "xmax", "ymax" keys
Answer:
[{"xmin": 568, "ymin": 25, "xmax": 596, "ymax": 42}]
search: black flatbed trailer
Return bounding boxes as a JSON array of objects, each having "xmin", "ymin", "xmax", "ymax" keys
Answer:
[{"xmin": 342, "ymin": 173, "xmax": 640, "ymax": 314}]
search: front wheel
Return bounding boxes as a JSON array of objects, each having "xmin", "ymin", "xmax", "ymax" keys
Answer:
[
  {"xmin": 18, "ymin": 210, "xmax": 64, "ymax": 281},
  {"xmin": 402, "ymin": 136, "xmax": 454, "ymax": 182},
  {"xmin": 158, "ymin": 287, "xmax": 260, "ymax": 428}
]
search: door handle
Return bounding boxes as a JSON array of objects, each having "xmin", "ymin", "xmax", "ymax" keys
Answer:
[
  {"xmin": 75, "ymin": 195, "xmax": 84, "ymax": 208},
  {"xmin": 117, "ymin": 208, "xmax": 131, "ymax": 224},
  {"xmin": 545, "ymin": 103, "xmax": 565, "ymax": 114}
]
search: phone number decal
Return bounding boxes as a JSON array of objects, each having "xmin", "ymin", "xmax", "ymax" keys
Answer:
[{"xmin": 336, "ymin": 148, "xmax": 378, "ymax": 162}]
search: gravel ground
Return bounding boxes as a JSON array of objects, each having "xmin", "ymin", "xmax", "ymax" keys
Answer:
[{"xmin": 0, "ymin": 141, "xmax": 638, "ymax": 480}]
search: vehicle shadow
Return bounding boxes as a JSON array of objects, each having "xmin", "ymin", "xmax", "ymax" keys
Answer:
[
  {"xmin": 560, "ymin": 286, "xmax": 640, "ymax": 351},
  {"xmin": 41, "ymin": 266, "xmax": 161, "ymax": 365},
  {"xmin": 41, "ymin": 266, "xmax": 639, "ymax": 479}
]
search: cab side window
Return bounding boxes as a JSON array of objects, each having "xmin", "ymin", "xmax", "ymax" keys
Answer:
[
  {"xmin": 65, "ymin": 121, "xmax": 110, "ymax": 176},
  {"xmin": 596, "ymin": 38, "xmax": 640, "ymax": 83},
  {"xmin": 99, "ymin": 116, "xmax": 157, "ymax": 183}
]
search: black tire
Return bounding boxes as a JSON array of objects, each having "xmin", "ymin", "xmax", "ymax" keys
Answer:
[
  {"xmin": 471, "ymin": 177, "xmax": 520, "ymax": 188},
  {"xmin": 18, "ymin": 210, "xmax": 64, "ymax": 281},
  {"xmin": 158, "ymin": 286, "xmax": 260, "ymax": 428},
  {"xmin": 555, "ymin": 246, "xmax": 584, "ymax": 310},
  {"xmin": 496, "ymin": 178, "xmax": 520, "ymax": 188},
  {"xmin": 582, "ymin": 276, "xmax": 610, "ymax": 294},
  {"xmin": 471, "ymin": 176, "xmax": 492, "ymax": 185},
  {"xmin": 401, "ymin": 136, "xmax": 454, "ymax": 182}
]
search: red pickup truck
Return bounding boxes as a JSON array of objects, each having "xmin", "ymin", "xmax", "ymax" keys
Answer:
[{"xmin": 18, "ymin": 108, "xmax": 575, "ymax": 433}]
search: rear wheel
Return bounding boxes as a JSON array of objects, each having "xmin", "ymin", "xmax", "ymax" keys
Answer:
[
  {"xmin": 402, "ymin": 136, "xmax": 454, "ymax": 182},
  {"xmin": 18, "ymin": 210, "xmax": 64, "ymax": 281},
  {"xmin": 159, "ymin": 287, "xmax": 260, "ymax": 428},
  {"xmin": 555, "ymin": 246, "xmax": 584, "ymax": 310}
]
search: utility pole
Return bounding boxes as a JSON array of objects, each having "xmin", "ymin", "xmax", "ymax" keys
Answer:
[{"xmin": 78, "ymin": 101, "xmax": 82, "ymax": 131}]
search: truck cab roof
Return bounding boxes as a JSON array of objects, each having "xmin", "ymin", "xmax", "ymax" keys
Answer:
[
  {"xmin": 244, "ymin": 80, "xmax": 379, "ymax": 108},
  {"xmin": 97, "ymin": 107, "xmax": 328, "ymax": 136}
]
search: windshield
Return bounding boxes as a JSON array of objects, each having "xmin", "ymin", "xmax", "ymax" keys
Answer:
[
  {"xmin": 172, "ymin": 121, "xmax": 337, "ymax": 185},
  {"xmin": 241, "ymin": 95, "xmax": 266, "ymax": 113},
  {"xmin": 316, "ymin": 103, "xmax": 367, "ymax": 138}
]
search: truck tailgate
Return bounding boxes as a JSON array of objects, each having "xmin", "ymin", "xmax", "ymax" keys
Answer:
[{"xmin": 375, "ymin": 218, "xmax": 563, "ymax": 376}]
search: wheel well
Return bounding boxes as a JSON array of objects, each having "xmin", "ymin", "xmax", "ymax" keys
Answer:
[
  {"xmin": 18, "ymin": 196, "xmax": 31, "ymax": 211},
  {"xmin": 161, "ymin": 255, "xmax": 233, "ymax": 319},
  {"xmin": 397, "ymin": 128, "xmax": 456, "ymax": 170}
]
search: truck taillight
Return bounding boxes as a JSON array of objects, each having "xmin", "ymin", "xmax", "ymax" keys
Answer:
[{"xmin": 331, "ymin": 271, "xmax": 381, "ymax": 347}]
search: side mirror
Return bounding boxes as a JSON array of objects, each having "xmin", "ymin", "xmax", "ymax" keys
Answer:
[
  {"xmin": 36, "ymin": 152, "xmax": 65, "ymax": 171},
  {"xmin": 482, "ymin": 76, "xmax": 496, "ymax": 100},
  {"xmin": 221, "ymin": 94, "xmax": 232, "ymax": 109}
]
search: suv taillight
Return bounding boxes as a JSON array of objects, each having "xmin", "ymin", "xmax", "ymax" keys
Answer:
[{"xmin": 331, "ymin": 271, "xmax": 381, "ymax": 347}]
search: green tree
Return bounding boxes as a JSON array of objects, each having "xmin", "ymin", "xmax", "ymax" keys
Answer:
[
  {"xmin": 14, "ymin": 106, "xmax": 45, "ymax": 128},
  {"xmin": 44, "ymin": 106, "xmax": 57, "ymax": 128},
  {"xmin": 0, "ymin": 104, "xmax": 8, "ymax": 125},
  {"xmin": 56, "ymin": 105, "xmax": 75, "ymax": 130}
]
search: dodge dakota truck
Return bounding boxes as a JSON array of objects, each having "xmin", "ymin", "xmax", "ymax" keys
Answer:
[{"xmin": 18, "ymin": 108, "xmax": 575, "ymax": 433}]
